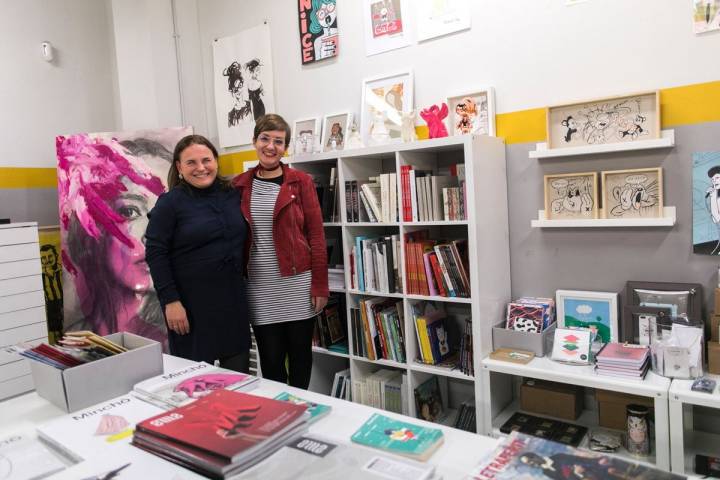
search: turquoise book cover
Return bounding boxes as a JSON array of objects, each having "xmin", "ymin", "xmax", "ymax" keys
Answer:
[
  {"xmin": 350, "ymin": 413, "xmax": 444, "ymax": 458},
  {"xmin": 273, "ymin": 392, "xmax": 331, "ymax": 423}
]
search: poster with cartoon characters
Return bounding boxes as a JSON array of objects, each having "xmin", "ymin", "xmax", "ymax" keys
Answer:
[
  {"xmin": 693, "ymin": 151, "xmax": 720, "ymax": 255},
  {"xmin": 447, "ymin": 88, "xmax": 495, "ymax": 136},
  {"xmin": 693, "ymin": 0, "xmax": 720, "ymax": 34},
  {"xmin": 601, "ymin": 168, "xmax": 663, "ymax": 219},
  {"xmin": 298, "ymin": 0, "xmax": 338, "ymax": 64},
  {"xmin": 543, "ymin": 172, "xmax": 598, "ymax": 220},
  {"xmin": 213, "ymin": 24, "xmax": 276, "ymax": 147},
  {"xmin": 547, "ymin": 91, "xmax": 660, "ymax": 149}
]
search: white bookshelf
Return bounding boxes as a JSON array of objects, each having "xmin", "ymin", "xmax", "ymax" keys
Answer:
[
  {"xmin": 529, "ymin": 129, "xmax": 675, "ymax": 159},
  {"xmin": 289, "ymin": 135, "xmax": 510, "ymax": 433},
  {"xmin": 668, "ymin": 374, "xmax": 720, "ymax": 475},
  {"xmin": 480, "ymin": 355, "xmax": 672, "ymax": 470}
]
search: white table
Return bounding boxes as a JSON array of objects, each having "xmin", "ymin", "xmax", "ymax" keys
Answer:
[
  {"xmin": 669, "ymin": 374, "xmax": 720, "ymax": 475},
  {"xmin": 0, "ymin": 355, "xmax": 499, "ymax": 480}
]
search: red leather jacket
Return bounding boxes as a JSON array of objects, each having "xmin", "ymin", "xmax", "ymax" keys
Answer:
[{"xmin": 232, "ymin": 163, "xmax": 329, "ymax": 298}]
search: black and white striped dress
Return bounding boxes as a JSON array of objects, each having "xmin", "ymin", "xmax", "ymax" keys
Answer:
[{"xmin": 247, "ymin": 177, "xmax": 315, "ymax": 325}]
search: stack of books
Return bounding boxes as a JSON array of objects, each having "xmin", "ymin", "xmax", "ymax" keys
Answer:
[
  {"xmin": 412, "ymin": 302, "xmax": 451, "ymax": 366},
  {"xmin": 132, "ymin": 390, "xmax": 309, "ymax": 478},
  {"xmin": 351, "ymin": 413, "xmax": 444, "ymax": 462},
  {"xmin": 133, "ymin": 362, "xmax": 259, "ymax": 409},
  {"xmin": 595, "ymin": 343, "xmax": 650, "ymax": 378}
]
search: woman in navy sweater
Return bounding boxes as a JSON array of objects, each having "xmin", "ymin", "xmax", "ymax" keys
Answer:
[{"xmin": 145, "ymin": 135, "xmax": 251, "ymax": 372}]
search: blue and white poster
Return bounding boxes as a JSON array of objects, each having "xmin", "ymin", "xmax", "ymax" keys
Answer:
[{"xmin": 692, "ymin": 151, "xmax": 720, "ymax": 255}]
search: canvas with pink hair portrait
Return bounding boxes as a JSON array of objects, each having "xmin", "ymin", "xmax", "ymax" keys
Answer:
[{"xmin": 56, "ymin": 127, "xmax": 192, "ymax": 350}]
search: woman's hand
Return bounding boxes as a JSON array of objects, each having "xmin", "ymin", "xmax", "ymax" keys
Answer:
[
  {"xmin": 165, "ymin": 301, "xmax": 190, "ymax": 335},
  {"xmin": 311, "ymin": 296, "xmax": 328, "ymax": 313}
]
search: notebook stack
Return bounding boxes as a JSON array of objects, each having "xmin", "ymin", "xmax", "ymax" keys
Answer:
[
  {"xmin": 132, "ymin": 361, "xmax": 259, "ymax": 409},
  {"xmin": 595, "ymin": 343, "xmax": 650, "ymax": 379},
  {"xmin": 132, "ymin": 389, "xmax": 310, "ymax": 479}
]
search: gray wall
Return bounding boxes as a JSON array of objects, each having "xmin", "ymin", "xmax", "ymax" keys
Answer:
[
  {"xmin": 0, "ymin": 189, "xmax": 59, "ymax": 225},
  {"xmin": 507, "ymin": 122, "xmax": 720, "ymax": 314}
]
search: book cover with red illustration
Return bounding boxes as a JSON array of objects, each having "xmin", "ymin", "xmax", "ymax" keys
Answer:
[
  {"xmin": 596, "ymin": 343, "xmax": 649, "ymax": 365},
  {"xmin": 135, "ymin": 389, "xmax": 308, "ymax": 464}
]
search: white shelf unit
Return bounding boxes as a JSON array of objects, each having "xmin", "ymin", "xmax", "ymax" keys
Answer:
[
  {"xmin": 480, "ymin": 356, "xmax": 672, "ymax": 470},
  {"xmin": 531, "ymin": 206, "xmax": 677, "ymax": 228},
  {"xmin": 668, "ymin": 374, "xmax": 720, "ymax": 475},
  {"xmin": 0, "ymin": 222, "xmax": 48, "ymax": 400},
  {"xmin": 529, "ymin": 129, "xmax": 675, "ymax": 159},
  {"xmin": 289, "ymin": 135, "xmax": 511, "ymax": 433}
]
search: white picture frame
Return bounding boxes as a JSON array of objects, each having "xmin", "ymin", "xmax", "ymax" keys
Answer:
[
  {"xmin": 362, "ymin": 0, "xmax": 413, "ymax": 56},
  {"xmin": 556, "ymin": 289, "xmax": 619, "ymax": 343},
  {"xmin": 416, "ymin": 0, "xmax": 471, "ymax": 42},
  {"xmin": 292, "ymin": 117, "xmax": 321, "ymax": 155},
  {"xmin": 321, "ymin": 112, "xmax": 354, "ymax": 152},
  {"xmin": 360, "ymin": 70, "xmax": 414, "ymax": 146},
  {"xmin": 446, "ymin": 87, "xmax": 496, "ymax": 136}
]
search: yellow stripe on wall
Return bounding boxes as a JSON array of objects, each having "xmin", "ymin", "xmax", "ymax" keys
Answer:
[
  {"xmin": 5, "ymin": 80, "xmax": 720, "ymax": 187},
  {"xmin": 0, "ymin": 167, "xmax": 57, "ymax": 189}
]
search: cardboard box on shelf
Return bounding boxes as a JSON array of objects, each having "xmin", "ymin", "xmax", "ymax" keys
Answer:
[
  {"xmin": 708, "ymin": 342, "xmax": 720, "ymax": 375},
  {"xmin": 711, "ymin": 314, "xmax": 720, "ymax": 342},
  {"xmin": 520, "ymin": 378, "xmax": 583, "ymax": 420},
  {"xmin": 596, "ymin": 389, "xmax": 654, "ymax": 431},
  {"xmin": 715, "ymin": 288, "xmax": 720, "ymax": 316}
]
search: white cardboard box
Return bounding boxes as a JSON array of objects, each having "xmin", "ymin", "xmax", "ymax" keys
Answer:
[{"xmin": 29, "ymin": 332, "xmax": 162, "ymax": 412}]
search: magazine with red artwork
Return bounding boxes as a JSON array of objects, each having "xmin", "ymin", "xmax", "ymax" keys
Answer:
[{"xmin": 135, "ymin": 390, "xmax": 308, "ymax": 465}]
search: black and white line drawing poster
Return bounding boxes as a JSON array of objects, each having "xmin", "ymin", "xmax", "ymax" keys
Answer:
[{"xmin": 213, "ymin": 24, "xmax": 276, "ymax": 147}]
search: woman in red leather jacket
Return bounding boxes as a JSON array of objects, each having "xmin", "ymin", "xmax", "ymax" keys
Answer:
[{"xmin": 232, "ymin": 114, "xmax": 328, "ymax": 389}]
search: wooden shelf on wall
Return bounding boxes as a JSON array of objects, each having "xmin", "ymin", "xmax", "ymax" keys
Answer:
[
  {"xmin": 531, "ymin": 206, "xmax": 676, "ymax": 228},
  {"xmin": 529, "ymin": 129, "xmax": 675, "ymax": 159}
]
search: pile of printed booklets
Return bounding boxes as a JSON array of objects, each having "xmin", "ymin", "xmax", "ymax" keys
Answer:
[{"xmin": 9, "ymin": 330, "xmax": 126, "ymax": 369}]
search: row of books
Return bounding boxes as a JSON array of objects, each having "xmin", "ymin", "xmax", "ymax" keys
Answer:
[
  {"xmin": 346, "ymin": 173, "xmax": 399, "ymax": 223},
  {"xmin": 453, "ymin": 401, "xmax": 476, "ymax": 433},
  {"xmin": 312, "ymin": 167, "xmax": 339, "ymax": 222},
  {"xmin": 400, "ymin": 164, "xmax": 466, "ymax": 222},
  {"xmin": 412, "ymin": 302, "xmax": 451, "ymax": 365},
  {"xmin": 349, "ymin": 234, "xmax": 402, "ymax": 293},
  {"xmin": 351, "ymin": 368, "xmax": 408, "ymax": 415},
  {"xmin": 351, "ymin": 298, "xmax": 406, "ymax": 362},
  {"xmin": 405, "ymin": 231, "xmax": 470, "ymax": 297}
]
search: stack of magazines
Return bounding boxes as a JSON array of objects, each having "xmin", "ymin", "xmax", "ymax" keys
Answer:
[
  {"xmin": 595, "ymin": 343, "xmax": 650, "ymax": 378},
  {"xmin": 132, "ymin": 361, "xmax": 259, "ymax": 409},
  {"xmin": 9, "ymin": 331, "xmax": 126, "ymax": 369},
  {"xmin": 132, "ymin": 389, "xmax": 310, "ymax": 478}
]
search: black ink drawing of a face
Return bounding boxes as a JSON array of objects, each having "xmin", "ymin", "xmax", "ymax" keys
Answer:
[
  {"xmin": 561, "ymin": 116, "xmax": 577, "ymax": 142},
  {"xmin": 223, "ymin": 61, "xmax": 251, "ymax": 127}
]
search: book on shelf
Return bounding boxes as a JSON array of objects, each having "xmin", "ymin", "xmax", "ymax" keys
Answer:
[
  {"xmin": 453, "ymin": 401, "xmax": 476, "ymax": 433},
  {"xmin": 401, "ymin": 165, "xmax": 466, "ymax": 222},
  {"xmin": 36, "ymin": 393, "xmax": 165, "ymax": 461},
  {"xmin": 350, "ymin": 368, "xmax": 405, "ymax": 414},
  {"xmin": 233, "ymin": 434, "xmax": 438, "ymax": 480},
  {"xmin": 350, "ymin": 413, "xmax": 444, "ymax": 462},
  {"xmin": 346, "ymin": 174, "xmax": 398, "ymax": 223},
  {"xmin": 0, "ymin": 432, "xmax": 69, "ymax": 479},
  {"xmin": 353, "ymin": 297, "xmax": 406, "ymax": 362},
  {"xmin": 273, "ymin": 392, "xmax": 331, "ymax": 424},
  {"xmin": 133, "ymin": 389, "xmax": 309, "ymax": 478},
  {"xmin": 414, "ymin": 376, "xmax": 446, "ymax": 423},
  {"xmin": 331, "ymin": 368, "xmax": 351, "ymax": 401},
  {"xmin": 404, "ymin": 232, "xmax": 469, "ymax": 298},
  {"xmin": 412, "ymin": 302, "xmax": 450, "ymax": 365},
  {"xmin": 350, "ymin": 235, "xmax": 401, "ymax": 295},
  {"xmin": 457, "ymin": 316, "xmax": 474, "ymax": 376},
  {"xmin": 132, "ymin": 361, "xmax": 259, "ymax": 409},
  {"xmin": 313, "ymin": 295, "xmax": 347, "ymax": 350},
  {"xmin": 466, "ymin": 432, "xmax": 684, "ymax": 480}
]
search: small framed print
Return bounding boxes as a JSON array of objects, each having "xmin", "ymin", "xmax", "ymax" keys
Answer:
[
  {"xmin": 601, "ymin": 168, "xmax": 663, "ymax": 219},
  {"xmin": 551, "ymin": 327, "xmax": 592, "ymax": 365},
  {"xmin": 621, "ymin": 305, "xmax": 671, "ymax": 344},
  {"xmin": 360, "ymin": 70, "xmax": 413, "ymax": 145},
  {"xmin": 293, "ymin": 117, "xmax": 321, "ymax": 155},
  {"xmin": 321, "ymin": 112, "xmax": 353, "ymax": 152},
  {"xmin": 544, "ymin": 172, "xmax": 598, "ymax": 220},
  {"xmin": 556, "ymin": 290, "xmax": 618, "ymax": 343},
  {"xmin": 624, "ymin": 281, "xmax": 703, "ymax": 320},
  {"xmin": 446, "ymin": 88, "xmax": 496, "ymax": 136},
  {"xmin": 546, "ymin": 90, "xmax": 660, "ymax": 149}
]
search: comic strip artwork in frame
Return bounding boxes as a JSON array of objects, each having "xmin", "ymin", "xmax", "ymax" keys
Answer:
[
  {"xmin": 446, "ymin": 88, "xmax": 495, "ymax": 137},
  {"xmin": 321, "ymin": 112, "xmax": 353, "ymax": 152},
  {"xmin": 546, "ymin": 91, "xmax": 660, "ymax": 149},
  {"xmin": 544, "ymin": 172, "xmax": 598, "ymax": 220},
  {"xmin": 692, "ymin": 151, "xmax": 720, "ymax": 255},
  {"xmin": 601, "ymin": 168, "xmax": 663, "ymax": 219},
  {"xmin": 360, "ymin": 71, "xmax": 413, "ymax": 146},
  {"xmin": 556, "ymin": 290, "xmax": 619, "ymax": 344}
]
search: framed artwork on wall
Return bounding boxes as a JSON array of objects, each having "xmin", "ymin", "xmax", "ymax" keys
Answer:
[
  {"xmin": 321, "ymin": 112, "xmax": 353, "ymax": 152},
  {"xmin": 446, "ymin": 88, "xmax": 495, "ymax": 136},
  {"xmin": 601, "ymin": 167, "xmax": 663, "ymax": 219},
  {"xmin": 621, "ymin": 305, "xmax": 671, "ymax": 345},
  {"xmin": 546, "ymin": 91, "xmax": 660, "ymax": 149},
  {"xmin": 693, "ymin": 0, "xmax": 720, "ymax": 34},
  {"xmin": 416, "ymin": 0, "xmax": 471, "ymax": 41},
  {"xmin": 297, "ymin": 0, "xmax": 339, "ymax": 64},
  {"xmin": 692, "ymin": 151, "xmax": 720, "ymax": 255},
  {"xmin": 362, "ymin": 0, "xmax": 412, "ymax": 56},
  {"xmin": 544, "ymin": 172, "xmax": 598, "ymax": 220},
  {"xmin": 360, "ymin": 70, "xmax": 413, "ymax": 146},
  {"xmin": 556, "ymin": 290, "xmax": 618, "ymax": 344},
  {"xmin": 624, "ymin": 281, "xmax": 703, "ymax": 320},
  {"xmin": 293, "ymin": 117, "xmax": 321, "ymax": 155}
]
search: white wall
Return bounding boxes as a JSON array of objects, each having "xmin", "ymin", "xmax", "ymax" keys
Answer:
[
  {"xmin": 186, "ymin": 0, "xmax": 720, "ymax": 151},
  {"xmin": 0, "ymin": 0, "xmax": 119, "ymax": 168}
]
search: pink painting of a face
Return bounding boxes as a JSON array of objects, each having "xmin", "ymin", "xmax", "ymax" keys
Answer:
[{"xmin": 57, "ymin": 128, "xmax": 192, "ymax": 348}]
